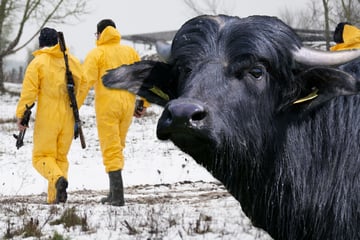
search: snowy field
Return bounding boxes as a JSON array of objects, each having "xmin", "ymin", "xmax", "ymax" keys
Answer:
[{"xmin": 0, "ymin": 82, "xmax": 272, "ymax": 239}]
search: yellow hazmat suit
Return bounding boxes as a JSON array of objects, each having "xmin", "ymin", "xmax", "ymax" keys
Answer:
[
  {"xmin": 83, "ymin": 26, "xmax": 148, "ymax": 173},
  {"xmin": 330, "ymin": 24, "xmax": 360, "ymax": 51},
  {"xmin": 15, "ymin": 44, "xmax": 87, "ymax": 203}
]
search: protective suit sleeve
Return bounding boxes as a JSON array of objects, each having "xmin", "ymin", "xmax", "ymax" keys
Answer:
[
  {"xmin": 69, "ymin": 54, "xmax": 88, "ymax": 107},
  {"xmin": 15, "ymin": 60, "xmax": 39, "ymax": 118},
  {"xmin": 76, "ymin": 73, "xmax": 88, "ymax": 107},
  {"xmin": 83, "ymin": 49, "xmax": 101, "ymax": 92}
]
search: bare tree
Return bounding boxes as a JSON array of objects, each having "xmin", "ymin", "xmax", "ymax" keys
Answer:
[
  {"xmin": 183, "ymin": 0, "xmax": 360, "ymax": 51},
  {"xmin": 280, "ymin": 0, "xmax": 324, "ymax": 30},
  {"xmin": 183, "ymin": 0, "xmax": 237, "ymax": 16},
  {"xmin": 279, "ymin": 0, "xmax": 360, "ymax": 50},
  {"xmin": 309, "ymin": 0, "xmax": 360, "ymax": 49},
  {"xmin": 332, "ymin": 0, "xmax": 360, "ymax": 25},
  {"xmin": 0, "ymin": 0, "xmax": 89, "ymax": 92}
]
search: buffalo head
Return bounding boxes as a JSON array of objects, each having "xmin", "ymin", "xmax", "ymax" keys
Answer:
[{"xmin": 103, "ymin": 15, "xmax": 360, "ymax": 171}]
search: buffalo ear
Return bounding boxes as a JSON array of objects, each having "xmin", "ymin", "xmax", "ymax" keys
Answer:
[
  {"xmin": 102, "ymin": 60, "xmax": 177, "ymax": 106},
  {"xmin": 291, "ymin": 67, "xmax": 360, "ymax": 112}
]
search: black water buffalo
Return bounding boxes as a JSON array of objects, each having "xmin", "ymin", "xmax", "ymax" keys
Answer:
[{"xmin": 102, "ymin": 15, "xmax": 360, "ymax": 240}]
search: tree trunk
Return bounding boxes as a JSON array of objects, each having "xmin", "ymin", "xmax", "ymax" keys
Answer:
[
  {"xmin": 0, "ymin": 57, "xmax": 5, "ymax": 92},
  {"xmin": 322, "ymin": 0, "xmax": 331, "ymax": 50}
]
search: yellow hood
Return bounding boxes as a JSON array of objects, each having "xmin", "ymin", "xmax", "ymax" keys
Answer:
[
  {"xmin": 96, "ymin": 26, "xmax": 121, "ymax": 46},
  {"xmin": 330, "ymin": 24, "xmax": 360, "ymax": 51},
  {"xmin": 33, "ymin": 44, "xmax": 64, "ymax": 58}
]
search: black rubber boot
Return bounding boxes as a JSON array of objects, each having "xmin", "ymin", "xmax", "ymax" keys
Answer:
[
  {"xmin": 55, "ymin": 177, "xmax": 68, "ymax": 204},
  {"xmin": 108, "ymin": 170, "xmax": 125, "ymax": 206},
  {"xmin": 101, "ymin": 192, "xmax": 112, "ymax": 204}
]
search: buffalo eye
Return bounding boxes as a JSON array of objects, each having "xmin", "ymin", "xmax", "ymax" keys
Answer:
[{"xmin": 249, "ymin": 65, "xmax": 265, "ymax": 80}]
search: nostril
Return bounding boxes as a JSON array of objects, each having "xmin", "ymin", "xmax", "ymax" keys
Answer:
[
  {"xmin": 160, "ymin": 101, "xmax": 207, "ymax": 129},
  {"xmin": 157, "ymin": 100, "xmax": 207, "ymax": 140}
]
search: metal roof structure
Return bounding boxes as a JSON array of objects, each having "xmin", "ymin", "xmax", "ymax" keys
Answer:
[
  {"xmin": 123, "ymin": 31, "xmax": 176, "ymax": 44},
  {"xmin": 122, "ymin": 29, "xmax": 333, "ymax": 46}
]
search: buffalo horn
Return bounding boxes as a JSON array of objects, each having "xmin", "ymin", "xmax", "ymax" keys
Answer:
[
  {"xmin": 155, "ymin": 40, "xmax": 171, "ymax": 63},
  {"xmin": 293, "ymin": 46, "xmax": 360, "ymax": 66}
]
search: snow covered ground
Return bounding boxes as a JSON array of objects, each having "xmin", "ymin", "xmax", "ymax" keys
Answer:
[{"xmin": 0, "ymin": 82, "xmax": 272, "ymax": 239}]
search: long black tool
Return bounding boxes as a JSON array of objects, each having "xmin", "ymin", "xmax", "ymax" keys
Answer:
[
  {"xmin": 58, "ymin": 31, "xmax": 86, "ymax": 149},
  {"xmin": 13, "ymin": 103, "xmax": 35, "ymax": 149}
]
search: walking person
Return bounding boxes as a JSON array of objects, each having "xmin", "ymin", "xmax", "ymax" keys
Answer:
[
  {"xmin": 83, "ymin": 19, "xmax": 148, "ymax": 206},
  {"xmin": 15, "ymin": 27, "xmax": 87, "ymax": 204}
]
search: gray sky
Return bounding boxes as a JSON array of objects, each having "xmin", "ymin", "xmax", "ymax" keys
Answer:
[{"xmin": 11, "ymin": 0, "xmax": 309, "ymax": 61}]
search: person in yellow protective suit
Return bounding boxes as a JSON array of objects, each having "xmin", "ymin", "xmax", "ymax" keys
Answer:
[
  {"xmin": 330, "ymin": 22, "xmax": 360, "ymax": 51},
  {"xmin": 83, "ymin": 19, "xmax": 149, "ymax": 206},
  {"xmin": 15, "ymin": 27, "xmax": 87, "ymax": 204}
]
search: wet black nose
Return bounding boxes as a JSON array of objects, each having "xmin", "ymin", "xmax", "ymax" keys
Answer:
[{"xmin": 157, "ymin": 100, "xmax": 207, "ymax": 140}]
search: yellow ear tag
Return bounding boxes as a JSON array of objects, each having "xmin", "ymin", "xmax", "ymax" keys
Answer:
[
  {"xmin": 149, "ymin": 86, "xmax": 170, "ymax": 101},
  {"xmin": 293, "ymin": 88, "xmax": 319, "ymax": 104}
]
